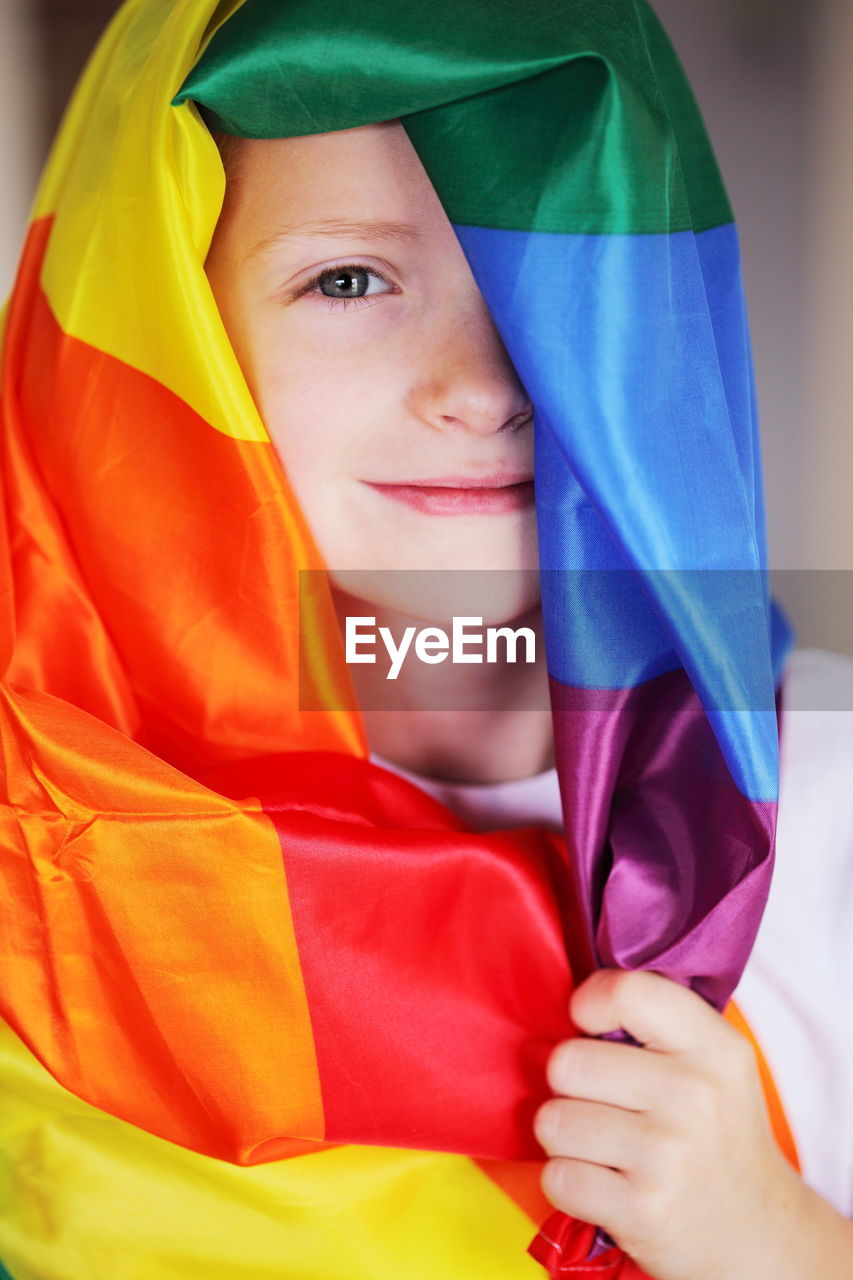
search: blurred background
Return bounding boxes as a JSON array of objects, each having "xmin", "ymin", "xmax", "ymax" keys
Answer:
[{"xmin": 2, "ymin": 0, "xmax": 851, "ymax": 651}]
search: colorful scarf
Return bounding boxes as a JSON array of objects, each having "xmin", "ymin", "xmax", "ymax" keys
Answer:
[{"xmin": 0, "ymin": 1, "xmax": 797, "ymax": 1277}]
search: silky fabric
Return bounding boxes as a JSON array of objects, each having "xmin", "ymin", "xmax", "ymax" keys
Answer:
[
  {"xmin": 178, "ymin": 0, "xmax": 792, "ymax": 1006},
  {"xmin": 0, "ymin": 1, "xmax": 794, "ymax": 1277}
]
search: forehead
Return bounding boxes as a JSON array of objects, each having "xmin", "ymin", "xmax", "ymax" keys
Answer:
[{"xmin": 220, "ymin": 120, "xmax": 447, "ymax": 245}]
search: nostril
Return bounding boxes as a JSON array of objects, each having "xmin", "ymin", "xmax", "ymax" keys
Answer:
[{"xmin": 503, "ymin": 409, "xmax": 534, "ymax": 433}]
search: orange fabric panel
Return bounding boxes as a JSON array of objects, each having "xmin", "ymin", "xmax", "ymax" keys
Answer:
[
  {"xmin": 3, "ymin": 216, "xmax": 364, "ymax": 773},
  {"xmin": 0, "ymin": 216, "xmax": 331, "ymax": 1160},
  {"xmin": 723, "ymin": 997, "xmax": 800, "ymax": 1172}
]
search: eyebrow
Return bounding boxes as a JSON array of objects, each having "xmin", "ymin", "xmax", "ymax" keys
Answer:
[{"xmin": 245, "ymin": 218, "xmax": 424, "ymax": 263}]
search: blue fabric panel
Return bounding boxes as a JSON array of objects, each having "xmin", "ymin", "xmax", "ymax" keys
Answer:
[{"xmin": 452, "ymin": 221, "xmax": 791, "ymax": 799}]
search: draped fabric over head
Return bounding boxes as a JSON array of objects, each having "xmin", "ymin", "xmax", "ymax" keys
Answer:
[{"xmin": 0, "ymin": 1, "xmax": 797, "ymax": 1277}]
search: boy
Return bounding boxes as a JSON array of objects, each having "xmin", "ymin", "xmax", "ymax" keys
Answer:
[
  {"xmin": 2, "ymin": 3, "xmax": 851, "ymax": 1278},
  {"xmin": 204, "ymin": 118, "xmax": 853, "ymax": 1278}
]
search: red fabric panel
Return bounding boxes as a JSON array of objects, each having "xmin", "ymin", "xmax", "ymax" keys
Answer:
[{"xmin": 205, "ymin": 750, "xmax": 577, "ymax": 1160}]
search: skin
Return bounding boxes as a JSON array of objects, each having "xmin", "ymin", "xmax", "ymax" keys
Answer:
[
  {"xmin": 536, "ymin": 969, "xmax": 853, "ymax": 1279},
  {"xmin": 204, "ymin": 119, "xmax": 553, "ymax": 783},
  {"xmin": 204, "ymin": 122, "xmax": 853, "ymax": 1277}
]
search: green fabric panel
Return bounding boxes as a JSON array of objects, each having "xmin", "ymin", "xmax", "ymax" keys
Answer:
[
  {"xmin": 175, "ymin": 0, "xmax": 732, "ymax": 234},
  {"xmin": 634, "ymin": 1, "xmax": 732, "ymax": 230}
]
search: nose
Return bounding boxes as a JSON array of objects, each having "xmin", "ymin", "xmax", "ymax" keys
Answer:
[{"xmin": 408, "ymin": 293, "xmax": 533, "ymax": 437}]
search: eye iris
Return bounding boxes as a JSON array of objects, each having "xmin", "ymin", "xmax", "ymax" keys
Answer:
[{"xmin": 321, "ymin": 268, "xmax": 368, "ymax": 298}]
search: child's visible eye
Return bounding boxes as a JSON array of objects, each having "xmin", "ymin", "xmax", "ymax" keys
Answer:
[{"xmin": 293, "ymin": 262, "xmax": 399, "ymax": 312}]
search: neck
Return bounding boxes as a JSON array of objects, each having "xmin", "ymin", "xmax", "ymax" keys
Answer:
[{"xmin": 332, "ymin": 588, "xmax": 555, "ymax": 784}]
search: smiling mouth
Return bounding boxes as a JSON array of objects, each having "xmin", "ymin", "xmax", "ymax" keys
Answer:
[{"xmin": 363, "ymin": 475, "xmax": 535, "ymax": 515}]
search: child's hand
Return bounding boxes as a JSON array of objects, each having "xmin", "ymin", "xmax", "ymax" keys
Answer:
[{"xmin": 533, "ymin": 968, "xmax": 813, "ymax": 1280}]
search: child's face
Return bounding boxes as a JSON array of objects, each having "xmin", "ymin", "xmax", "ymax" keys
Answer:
[{"xmin": 205, "ymin": 120, "xmax": 539, "ymax": 623}]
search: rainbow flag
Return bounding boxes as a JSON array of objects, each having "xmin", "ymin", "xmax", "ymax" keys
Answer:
[{"xmin": 0, "ymin": 1, "xmax": 796, "ymax": 1277}]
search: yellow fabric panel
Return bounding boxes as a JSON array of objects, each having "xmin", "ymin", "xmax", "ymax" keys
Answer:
[
  {"xmin": 0, "ymin": 1018, "xmax": 543, "ymax": 1280},
  {"xmin": 31, "ymin": 0, "xmax": 264, "ymax": 442}
]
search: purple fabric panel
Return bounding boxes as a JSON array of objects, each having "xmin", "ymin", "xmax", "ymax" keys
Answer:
[{"xmin": 549, "ymin": 668, "xmax": 778, "ymax": 1012}]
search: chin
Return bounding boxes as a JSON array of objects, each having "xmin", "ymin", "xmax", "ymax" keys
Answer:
[{"xmin": 329, "ymin": 564, "xmax": 540, "ymax": 628}]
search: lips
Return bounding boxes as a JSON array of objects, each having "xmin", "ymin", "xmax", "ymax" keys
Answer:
[{"xmin": 364, "ymin": 474, "xmax": 535, "ymax": 515}]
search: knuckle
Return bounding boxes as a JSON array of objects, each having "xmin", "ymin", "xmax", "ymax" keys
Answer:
[
  {"xmin": 612, "ymin": 967, "xmax": 653, "ymax": 1018},
  {"xmin": 547, "ymin": 1037, "xmax": 583, "ymax": 1094},
  {"xmin": 635, "ymin": 1181, "xmax": 675, "ymax": 1237},
  {"xmin": 675, "ymin": 1068, "xmax": 720, "ymax": 1124},
  {"xmin": 541, "ymin": 1158, "xmax": 612, "ymax": 1229},
  {"xmin": 616, "ymin": 1189, "xmax": 649, "ymax": 1255},
  {"xmin": 611, "ymin": 968, "xmax": 639, "ymax": 1002},
  {"xmin": 644, "ymin": 1125, "xmax": 689, "ymax": 1182},
  {"xmin": 598, "ymin": 970, "xmax": 631, "ymax": 1025},
  {"xmin": 540, "ymin": 1157, "xmax": 573, "ymax": 1212},
  {"xmin": 534, "ymin": 1098, "xmax": 566, "ymax": 1152}
]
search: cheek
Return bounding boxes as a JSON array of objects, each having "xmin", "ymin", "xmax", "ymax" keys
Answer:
[
  {"xmin": 251, "ymin": 312, "xmax": 397, "ymax": 457},
  {"xmin": 249, "ymin": 345, "xmax": 387, "ymax": 570},
  {"xmin": 260, "ymin": 369, "xmax": 367, "ymax": 484}
]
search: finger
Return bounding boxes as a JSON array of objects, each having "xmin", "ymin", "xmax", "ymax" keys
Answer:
[
  {"xmin": 546, "ymin": 1034, "xmax": 676, "ymax": 1111},
  {"xmin": 569, "ymin": 968, "xmax": 728, "ymax": 1055},
  {"xmin": 540, "ymin": 1156, "xmax": 631, "ymax": 1235},
  {"xmin": 534, "ymin": 1096, "xmax": 649, "ymax": 1173}
]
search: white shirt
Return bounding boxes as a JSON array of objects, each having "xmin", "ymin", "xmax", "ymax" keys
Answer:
[{"xmin": 370, "ymin": 648, "xmax": 853, "ymax": 1218}]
